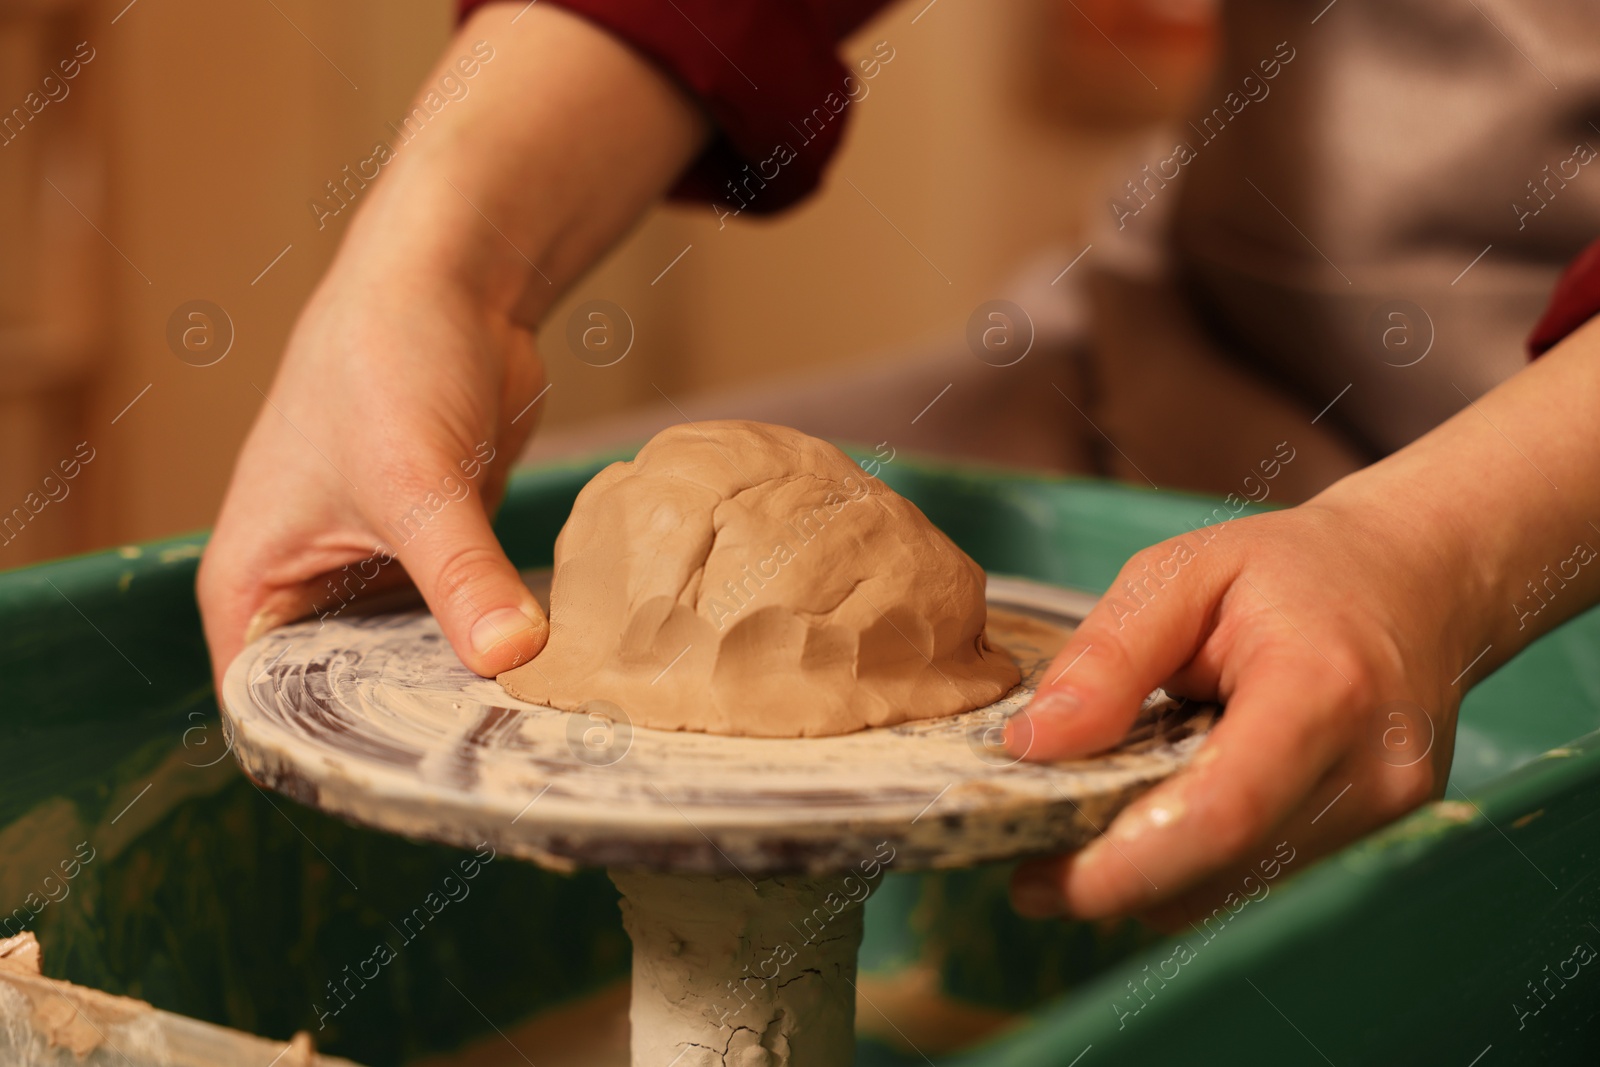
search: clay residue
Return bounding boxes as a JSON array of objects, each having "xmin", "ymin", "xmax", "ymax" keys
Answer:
[
  {"xmin": 499, "ymin": 421, "xmax": 1019, "ymax": 737},
  {"xmin": 0, "ymin": 932, "xmax": 41, "ymax": 974},
  {"xmin": 611, "ymin": 870, "xmax": 863, "ymax": 1066},
  {"xmin": 0, "ymin": 964, "xmax": 151, "ymax": 1061}
]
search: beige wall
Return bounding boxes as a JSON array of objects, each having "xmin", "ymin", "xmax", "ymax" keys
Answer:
[
  {"xmin": 0, "ymin": 0, "xmax": 1204, "ymax": 566},
  {"xmin": 542, "ymin": 2, "xmax": 1135, "ymax": 419},
  {"xmin": 83, "ymin": 0, "xmax": 454, "ymax": 553}
]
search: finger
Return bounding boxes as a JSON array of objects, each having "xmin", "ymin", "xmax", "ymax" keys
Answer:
[
  {"xmin": 1131, "ymin": 728, "xmax": 1437, "ymax": 931},
  {"xmin": 199, "ymin": 411, "xmax": 346, "ymax": 698},
  {"xmin": 198, "ymin": 522, "xmax": 406, "ymax": 697},
  {"xmin": 1129, "ymin": 836, "xmax": 1303, "ymax": 936},
  {"xmin": 391, "ymin": 490, "xmax": 548, "ymax": 676},
  {"xmin": 1010, "ymin": 648, "xmax": 1355, "ymax": 919},
  {"xmin": 198, "ymin": 557, "xmax": 304, "ymax": 699},
  {"xmin": 197, "ymin": 507, "xmax": 315, "ymax": 699},
  {"xmin": 1130, "ymin": 775, "xmax": 1346, "ymax": 933},
  {"xmin": 1008, "ymin": 536, "xmax": 1237, "ymax": 760}
]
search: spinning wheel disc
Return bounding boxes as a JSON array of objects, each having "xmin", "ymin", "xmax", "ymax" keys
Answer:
[{"xmin": 221, "ymin": 573, "xmax": 1215, "ymax": 875}]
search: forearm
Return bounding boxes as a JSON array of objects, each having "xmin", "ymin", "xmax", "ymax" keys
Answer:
[
  {"xmin": 330, "ymin": 3, "xmax": 709, "ymax": 324},
  {"xmin": 1314, "ymin": 316, "xmax": 1600, "ymax": 683}
]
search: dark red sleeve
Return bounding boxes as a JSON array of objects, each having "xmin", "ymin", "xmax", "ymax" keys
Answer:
[
  {"xmin": 459, "ymin": 0, "xmax": 891, "ymax": 215},
  {"xmin": 1529, "ymin": 237, "xmax": 1600, "ymax": 356}
]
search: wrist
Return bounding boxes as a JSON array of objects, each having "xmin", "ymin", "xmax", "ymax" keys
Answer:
[
  {"xmin": 329, "ymin": 5, "xmax": 706, "ymax": 331},
  {"xmin": 332, "ymin": 152, "xmax": 539, "ymax": 321},
  {"xmin": 1305, "ymin": 468, "xmax": 1492, "ymax": 679}
]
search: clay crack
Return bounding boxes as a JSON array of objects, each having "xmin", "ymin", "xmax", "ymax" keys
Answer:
[
  {"xmin": 724, "ymin": 472, "xmax": 850, "ymax": 508},
  {"xmin": 682, "ymin": 1022, "xmax": 761, "ymax": 1066},
  {"xmin": 776, "ymin": 967, "xmax": 821, "ymax": 989}
]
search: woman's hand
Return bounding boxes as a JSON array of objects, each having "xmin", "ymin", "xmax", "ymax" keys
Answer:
[
  {"xmin": 1006, "ymin": 312, "xmax": 1600, "ymax": 923},
  {"xmin": 1004, "ymin": 493, "xmax": 1469, "ymax": 923},
  {"xmin": 196, "ymin": 4, "xmax": 708, "ymax": 694},
  {"xmin": 197, "ymin": 258, "xmax": 549, "ymax": 695}
]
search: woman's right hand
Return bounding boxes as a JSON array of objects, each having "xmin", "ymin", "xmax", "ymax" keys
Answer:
[
  {"xmin": 196, "ymin": 3, "xmax": 708, "ymax": 694},
  {"xmin": 197, "ymin": 250, "xmax": 549, "ymax": 697}
]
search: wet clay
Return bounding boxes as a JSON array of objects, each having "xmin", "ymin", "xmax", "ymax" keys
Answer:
[
  {"xmin": 610, "ymin": 870, "xmax": 862, "ymax": 1067},
  {"xmin": 498, "ymin": 421, "xmax": 1019, "ymax": 737}
]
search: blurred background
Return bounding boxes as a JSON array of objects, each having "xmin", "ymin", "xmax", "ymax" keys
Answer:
[{"xmin": 0, "ymin": 0, "xmax": 1218, "ymax": 568}]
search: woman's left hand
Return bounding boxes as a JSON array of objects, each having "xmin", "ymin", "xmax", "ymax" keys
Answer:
[{"xmin": 1003, "ymin": 489, "xmax": 1473, "ymax": 925}]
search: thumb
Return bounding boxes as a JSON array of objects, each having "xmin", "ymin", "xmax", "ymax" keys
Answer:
[
  {"xmin": 389, "ymin": 493, "xmax": 548, "ymax": 676},
  {"xmin": 1007, "ymin": 539, "xmax": 1231, "ymax": 760}
]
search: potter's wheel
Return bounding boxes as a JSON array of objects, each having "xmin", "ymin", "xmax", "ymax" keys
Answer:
[
  {"xmin": 220, "ymin": 572, "xmax": 1215, "ymax": 875},
  {"xmin": 221, "ymin": 570, "xmax": 1216, "ymax": 1066}
]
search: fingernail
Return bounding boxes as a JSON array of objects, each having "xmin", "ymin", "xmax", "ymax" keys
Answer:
[
  {"xmin": 471, "ymin": 608, "xmax": 542, "ymax": 657},
  {"xmin": 1027, "ymin": 690, "xmax": 1079, "ymax": 718},
  {"xmin": 243, "ymin": 605, "xmax": 292, "ymax": 646},
  {"xmin": 1146, "ymin": 801, "xmax": 1184, "ymax": 828},
  {"xmin": 1012, "ymin": 875, "xmax": 1065, "ymax": 918},
  {"xmin": 1111, "ymin": 797, "xmax": 1187, "ymax": 843},
  {"xmin": 1003, "ymin": 712, "xmax": 1035, "ymax": 757}
]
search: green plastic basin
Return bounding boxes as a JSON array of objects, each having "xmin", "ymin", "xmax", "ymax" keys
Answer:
[{"xmin": 1, "ymin": 452, "xmax": 1595, "ymax": 1065}]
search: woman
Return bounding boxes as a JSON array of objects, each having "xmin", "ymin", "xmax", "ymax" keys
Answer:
[{"xmin": 198, "ymin": 0, "xmax": 1600, "ymax": 925}]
